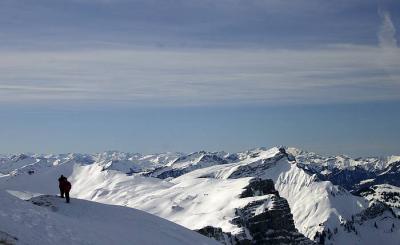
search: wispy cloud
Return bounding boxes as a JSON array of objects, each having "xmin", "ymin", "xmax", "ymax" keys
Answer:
[
  {"xmin": 0, "ymin": 46, "xmax": 399, "ymax": 106},
  {"xmin": 0, "ymin": 0, "xmax": 383, "ymax": 50},
  {"xmin": 378, "ymin": 8, "xmax": 398, "ymax": 49},
  {"xmin": 377, "ymin": 7, "xmax": 399, "ymax": 86}
]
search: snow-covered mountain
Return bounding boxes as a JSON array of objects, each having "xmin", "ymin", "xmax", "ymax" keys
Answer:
[
  {"xmin": 0, "ymin": 190, "xmax": 218, "ymax": 245},
  {"xmin": 287, "ymin": 148, "xmax": 400, "ymax": 191},
  {"xmin": 1, "ymin": 147, "xmax": 399, "ymax": 244},
  {"xmin": 144, "ymin": 151, "xmax": 229, "ymax": 179}
]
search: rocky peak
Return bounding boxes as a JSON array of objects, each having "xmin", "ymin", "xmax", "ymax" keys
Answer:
[
  {"xmin": 232, "ymin": 178, "xmax": 315, "ymax": 244},
  {"xmin": 198, "ymin": 178, "xmax": 314, "ymax": 244}
]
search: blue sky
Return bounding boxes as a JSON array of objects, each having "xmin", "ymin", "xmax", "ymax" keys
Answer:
[{"xmin": 0, "ymin": 0, "xmax": 399, "ymax": 156}]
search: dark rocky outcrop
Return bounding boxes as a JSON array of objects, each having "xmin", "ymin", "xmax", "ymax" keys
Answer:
[
  {"xmin": 240, "ymin": 179, "xmax": 278, "ymax": 198},
  {"xmin": 197, "ymin": 226, "xmax": 238, "ymax": 245},
  {"xmin": 144, "ymin": 168, "xmax": 188, "ymax": 179},
  {"xmin": 144, "ymin": 152, "xmax": 229, "ymax": 179},
  {"xmin": 199, "ymin": 178, "xmax": 314, "ymax": 244},
  {"xmin": 233, "ymin": 195, "xmax": 314, "ymax": 245},
  {"xmin": 228, "ymin": 153, "xmax": 287, "ymax": 179}
]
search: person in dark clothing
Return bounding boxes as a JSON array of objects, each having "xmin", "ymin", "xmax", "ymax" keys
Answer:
[
  {"xmin": 64, "ymin": 179, "xmax": 72, "ymax": 203},
  {"xmin": 58, "ymin": 175, "xmax": 67, "ymax": 198},
  {"xmin": 58, "ymin": 175, "xmax": 72, "ymax": 203}
]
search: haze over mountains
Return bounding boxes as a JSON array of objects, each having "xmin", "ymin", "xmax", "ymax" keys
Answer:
[{"xmin": 1, "ymin": 146, "xmax": 399, "ymax": 244}]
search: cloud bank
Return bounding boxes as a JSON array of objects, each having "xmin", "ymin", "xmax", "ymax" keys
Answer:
[
  {"xmin": 0, "ymin": 1, "xmax": 399, "ymax": 106},
  {"xmin": 0, "ymin": 46, "xmax": 399, "ymax": 106}
]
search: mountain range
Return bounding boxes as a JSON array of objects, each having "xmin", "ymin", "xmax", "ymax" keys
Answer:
[{"xmin": 0, "ymin": 146, "xmax": 399, "ymax": 244}]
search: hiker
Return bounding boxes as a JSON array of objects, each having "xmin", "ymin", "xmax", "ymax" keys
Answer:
[
  {"xmin": 58, "ymin": 175, "xmax": 72, "ymax": 203},
  {"xmin": 58, "ymin": 175, "xmax": 67, "ymax": 198},
  {"xmin": 64, "ymin": 178, "xmax": 72, "ymax": 203}
]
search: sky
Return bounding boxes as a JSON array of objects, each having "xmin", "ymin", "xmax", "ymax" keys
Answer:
[{"xmin": 0, "ymin": 0, "xmax": 399, "ymax": 156}]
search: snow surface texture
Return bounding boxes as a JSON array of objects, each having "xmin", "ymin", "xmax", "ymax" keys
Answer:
[
  {"xmin": 0, "ymin": 190, "xmax": 218, "ymax": 245},
  {"xmin": 1, "ymin": 146, "xmax": 399, "ymax": 244}
]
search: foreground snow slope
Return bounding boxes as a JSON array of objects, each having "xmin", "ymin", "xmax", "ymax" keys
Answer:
[{"xmin": 0, "ymin": 190, "xmax": 218, "ymax": 245}]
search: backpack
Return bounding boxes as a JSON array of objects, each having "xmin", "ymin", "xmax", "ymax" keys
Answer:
[{"xmin": 65, "ymin": 181, "xmax": 72, "ymax": 191}]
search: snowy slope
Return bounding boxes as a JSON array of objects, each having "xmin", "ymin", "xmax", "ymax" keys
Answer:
[
  {"xmin": 0, "ymin": 154, "xmax": 49, "ymax": 175},
  {"xmin": 0, "ymin": 190, "xmax": 218, "ymax": 245},
  {"xmin": 361, "ymin": 184, "xmax": 400, "ymax": 207},
  {"xmin": 145, "ymin": 151, "xmax": 229, "ymax": 179},
  {"xmin": 64, "ymin": 163, "xmax": 255, "ymax": 234},
  {"xmin": 358, "ymin": 184, "xmax": 400, "ymax": 217},
  {"xmin": 95, "ymin": 151, "xmax": 181, "ymax": 173}
]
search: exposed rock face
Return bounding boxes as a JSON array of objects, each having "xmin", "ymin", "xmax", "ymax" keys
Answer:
[
  {"xmin": 235, "ymin": 197, "xmax": 313, "ymax": 244},
  {"xmin": 233, "ymin": 179, "xmax": 314, "ymax": 245},
  {"xmin": 199, "ymin": 178, "xmax": 314, "ymax": 245},
  {"xmin": 228, "ymin": 152, "xmax": 287, "ymax": 179},
  {"xmin": 144, "ymin": 152, "xmax": 229, "ymax": 179},
  {"xmin": 197, "ymin": 226, "xmax": 238, "ymax": 245},
  {"xmin": 144, "ymin": 168, "xmax": 187, "ymax": 179},
  {"xmin": 240, "ymin": 179, "xmax": 278, "ymax": 198}
]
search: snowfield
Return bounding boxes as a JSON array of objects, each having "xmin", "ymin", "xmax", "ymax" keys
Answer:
[{"xmin": 0, "ymin": 190, "xmax": 218, "ymax": 245}]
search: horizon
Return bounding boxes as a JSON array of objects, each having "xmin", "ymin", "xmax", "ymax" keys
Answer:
[{"xmin": 4, "ymin": 146, "xmax": 400, "ymax": 159}]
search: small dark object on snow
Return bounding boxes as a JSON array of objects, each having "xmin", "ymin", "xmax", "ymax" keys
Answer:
[{"xmin": 58, "ymin": 175, "xmax": 72, "ymax": 203}]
